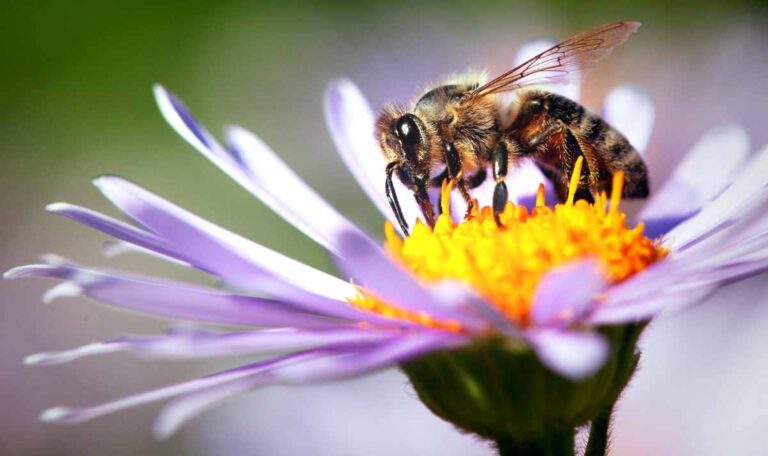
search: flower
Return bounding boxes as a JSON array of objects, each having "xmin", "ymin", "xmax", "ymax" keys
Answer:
[{"xmin": 5, "ymin": 41, "xmax": 768, "ymax": 450}]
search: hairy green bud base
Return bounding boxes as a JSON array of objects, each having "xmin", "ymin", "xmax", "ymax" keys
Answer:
[{"xmin": 401, "ymin": 325, "xmax": 643, "ymax": 447}]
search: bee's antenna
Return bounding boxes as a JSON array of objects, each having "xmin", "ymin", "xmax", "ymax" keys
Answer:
[{"xmin": 385, "ymin": 163, "xmax": 410, "ymax": 236}]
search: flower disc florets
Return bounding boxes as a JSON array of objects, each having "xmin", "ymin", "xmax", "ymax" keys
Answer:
[{"xmin": 351, "ymin": 160, "xmax": 667, "ymax": 330}]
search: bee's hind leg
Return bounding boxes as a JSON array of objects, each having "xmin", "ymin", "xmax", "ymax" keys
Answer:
[
  {"xmin": 467, "ymin": 168, "xmax": 487, "ymax": 189},
  {"xmin": 492, "ymin": 142, "xmax": 509, "ymax": 226}
]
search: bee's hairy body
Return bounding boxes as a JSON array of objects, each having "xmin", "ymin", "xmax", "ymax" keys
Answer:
[
  {"xmin": 505, "ymin": 88, "xmax": 648, "ymax": 201},
  {"xmin": 374, "ymin": 21, "xmax": 647, "ymax": 234},
  {"xmin": 398, "ymin": 82, "xmax": 648, "ymax": 202}
]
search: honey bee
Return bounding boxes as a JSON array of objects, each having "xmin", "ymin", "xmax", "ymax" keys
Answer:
[{"xmin": 376, "ymin": 21, "xmax": 649, "ymax": 234}]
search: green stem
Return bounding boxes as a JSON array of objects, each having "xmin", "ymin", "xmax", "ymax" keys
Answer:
[
  {"xmin": 495, "ymin": 427, "xmax": 574, "ymax": 456},
  {"xmin": 584, "ymin": 406, "xmax": 613, "ymax": 456}
]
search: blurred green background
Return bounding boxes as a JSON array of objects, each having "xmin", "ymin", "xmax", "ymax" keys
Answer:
[{"xmin": 2, "ymin": 1, "xmax": 768, "ymax": 455}]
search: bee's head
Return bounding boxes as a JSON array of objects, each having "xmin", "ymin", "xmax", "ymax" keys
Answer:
[
  {"xmin": 375, "ymin": 106, "xmax": 435, "ymax": 234},
  {"xmin": 375, "ymin": 106, "xmax": 432, "ymax": 190}
]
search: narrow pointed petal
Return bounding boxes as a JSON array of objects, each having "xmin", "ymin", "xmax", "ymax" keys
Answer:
[
  {"xmin": 25, "ymin": 342, "xmax": 129, "ymax": 366},
  {"xmin": 641, "ymin": 125, "xmax": 750, "ymax": 224},
  {"xmin": 333, "ymin": 230, "xmax": 487, "ymax": 329},
  {"xmin": 102, "ymin": 240, "xmax": 190, "ymax": 267},
  {"xmin": 39, "ymin": 352, "xmax": 316, "ymax": 425},
  {"xmin": 4, "ymin": 261, "xmax": 358, "ymax": 327},
  {"xmin": 153, "ymin": 375, "xmax": 258, "ymax": 439},
  {"xmin": 154, "ymin": 331, "xmax": 464, "ymax": 438},
  {"xmin": 508, "ymin": 162, "xmax": 554, "ymax": 208},
  {"xmin": 225, "ymin": 125, "xmax": 373, "ymax": 256},
  {"xmin": 665, "ymin": 144, "xmax": 768, "ymax": 251},
  {"xmin": 92, "ymin": 176, "xmax": 355, "ymax": 303},
  {"xmin": 601, "ymin": 85, "xmax": 655, "ymax": 154},
  {"xmin": 590, "ymin": 285, "xmax": 716, "ymax": 324},
  {"xmin": 526, "ymin": 329, "xmax": 609, "ymax": 380},
  {"xmin": 46, "ymin": 202, "xmax": 282, "ymax": 292},
  {"xmin": 324, "ymin": 79, "xmax": 422, "ymax": 233},
  {"xmin": 515, "ymin": 40, "xmax": 581, "ymax": 101},
  {"xmin": 153, "ymin": 85, "xmax": 232, "ymax": 162},
  {"xmin": 155, "ymin": 85, "xmax": 370, "ymax": 254},
  {"xmin": 270, "ymin": 330, "xmax": 468, "ymax": 384},
  {"xmin": 26, "ymin": 328, "xmax": 395, "ymax": 364},
  {"xmin": 530, "ymin": 260, "xmax": 607, "ymax": 327},
  {"xmin": 46, "ymin": 203, "xmax": 174, "ymax": 259},
  {"xmin": 642, "ymin": 211, "xmax": 698, "ymax": 239}
]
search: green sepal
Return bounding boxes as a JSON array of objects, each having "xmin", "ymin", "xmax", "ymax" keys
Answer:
[{"xmin": 401, "ymin": 324, "xmax": 644, "ymax": 446}]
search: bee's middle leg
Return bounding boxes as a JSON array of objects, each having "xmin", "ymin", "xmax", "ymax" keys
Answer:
[
  {"xmin": 444, "ymin": 142, "xmax": 474, "ymax": 219},
  {"xmin": 494, "ymin": 124, "xmax": 564, "ymax": 224}
]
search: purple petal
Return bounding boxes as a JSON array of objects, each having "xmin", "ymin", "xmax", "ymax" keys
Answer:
[
  {"xmin": 642, "ymin": 211, "xmax": 698, "ymax": 239},
  {"xmin": 45, "ymin": 201, "xmax": 286, "ymax": 296},
  {"xmin": 38, "ymin": 352, "xmax": 317, "ymax": 425},
  {"xmin": 154, "ymin": 331, "xmax": 466, "ymax": 438},
  {"xmin": 25, "ymin": 341, "xmax": 129, "ymax": 366},
  {"xmin": 46, "ymin": 203, "xmax": 175, "ymax": 259},
  {"xmin": 154, "ymin": 375, "xmax": 259, "ymax": 439},
  {"xmin": 225, "ymin": 125, "xmax": 374, "ymax": 256},
  {"xmin": 102, "ymin": 239, "xmax": 191, "ymax": 267},
  {"xmin": 155, "ymin": 86, "xmax": 372, "ymax": 256},
  {"xmin": 453, "ymin": 284, "xmax": 521, "ymax": 337},
  {"xmin": 25, "ymin": 328, "xmax": 396, "ymax": 365},
  {"xmin": 669, "ymin": 151, "xmax": 768, "ymax": 256},
  {"xmin": 324, "ymin": 79, "xmax": 422, "ymax": 234},
  {"xmin": 4, "ymin": 261, "xmax": 355, "ymax": 327},
  {"xmin": 92, "ymin": 176, "xmax": 355, "ymax": 304},
  {"xmin": 530, "ymin": 260, "xmax": 607, "ymax": 328},
  {"xmin": 640, "ymin": 125, "xmax": 750, "ymax": 224},
  {"xmin": 514, "ymin": 40, "xmax": 581, "ymax": 101},
  {"xmin": 269, "ymin": 330, "xmax": 467, "ymax": 384},
  {"xmin": 601, "ymin": 85, "xmax": 655, "ymax": 155},
  {"xmin": 508, "ymin": 162, "xmax": 553, "ymax": 206},
  {"xmin": 526, "ymin": 329, "xmax": 609, "ymax": 380},
  {"xmin": 589, "ymin": 285, "xmax": 716, "ymax": 325},
  {"xmin": 677, "ymin": 229, "xmax": 768, "ymax": 281},
  {"xmin": 153, "ymin": 85, "xmax": 232, "ymax": 163},
  {"xmin": 333, "ymin": 230, "xmax": 487, "ymax": 330}
]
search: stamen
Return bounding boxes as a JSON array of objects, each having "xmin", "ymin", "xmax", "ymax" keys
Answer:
[
  {"xmin": 609, "ymin": 171, "xmax": 625, "ymax": 213},
  {"xmin": 440, "ymin": 179, "xmax": 454, "ymax": 216},
  {"xmin": 536, "ymin": 183, "xmax": 546, "ymax": 207},
  {"xmin": 566, "ymin": 156, "xmax": 584, "ymax": 205}
]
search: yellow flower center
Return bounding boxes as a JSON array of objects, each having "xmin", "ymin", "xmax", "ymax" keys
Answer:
[{"xmin": 350, "ymin": 158, "xmax": 667, "ymax": 331}]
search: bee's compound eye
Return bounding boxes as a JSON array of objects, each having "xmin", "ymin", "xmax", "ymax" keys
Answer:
[{"xmin": 395, "ymin": 114, "xmax": 422, "ymax": 162}]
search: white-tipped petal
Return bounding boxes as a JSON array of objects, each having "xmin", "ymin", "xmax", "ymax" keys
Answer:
[
  {"xmin": 93, "ymin": 176, "xmax": 355, "ymax": 303},
  {"xmin": 324, "ymin": 79, "xmax": 422, "ymax": 234},
  {"xmin": 531, "ymin": 260, "xmax": 607, "ymax": 327},
  {"xmin": 662, "ymin": 137, "xmax": 762, "ymax": 250},
  {"xmin": 225, "ymin": 125, "xmax": 372, "ymax": 256},
  {"xmin": 527, "ymin": 329, "xmax": 609, "ymax": 381},
  {"xmin": 42, "ymin": 282, "xmax": 83, "ymax": 304},
  {"xmin": 25, "ymin": 342, "xmax": 128, "ymax": 366},
  {"xmin": 642, "ymin": 124, "xmax": 750, "ymax": 223}
]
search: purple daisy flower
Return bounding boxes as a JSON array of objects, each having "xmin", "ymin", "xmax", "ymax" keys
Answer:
[{"xmin": 5, "ymin": 40, "xmax": 767, "ymax": 452}]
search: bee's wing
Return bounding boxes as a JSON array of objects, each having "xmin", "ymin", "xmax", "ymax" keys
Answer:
[{"xmin": 467, "ymin": 21, "xmax": 640, "ymax": 99}]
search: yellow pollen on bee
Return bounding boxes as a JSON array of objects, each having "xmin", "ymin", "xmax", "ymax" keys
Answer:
[{"xmin": 349, "ymin": 162, "xmax": 667, "ymax": 331}]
